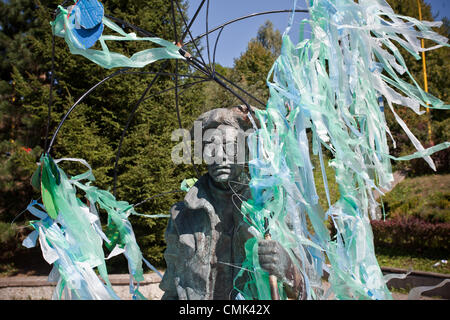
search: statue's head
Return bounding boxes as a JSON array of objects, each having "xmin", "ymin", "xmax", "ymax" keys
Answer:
[{"xmin": 192, "ymin": 105, "xmax": 258, "ymax": 187}]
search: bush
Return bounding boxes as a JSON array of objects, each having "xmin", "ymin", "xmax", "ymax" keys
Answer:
[
  {"xmin": 371, "ymin": 216, "xmax": 450, "ymax": 258},
  {"xmin": 0, "ymin": 221, "xmax": 25, "ymax": 273},
  {"xmin": 0, "ymin": 221, "xmax": 18, "ymax": 249}
]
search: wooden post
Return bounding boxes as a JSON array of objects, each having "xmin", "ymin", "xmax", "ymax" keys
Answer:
[{"xmin": 416, "ymin": 0, "xmax": 434, "ymax": 146}]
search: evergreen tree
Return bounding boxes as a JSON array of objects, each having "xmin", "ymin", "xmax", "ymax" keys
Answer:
[
  {"xmin": 0, "ymin": 0, "xmax": 206, "ymax": 271},
  {"xmin": 256, "ymin": 20, "xmax": 282, "ymax": 57},
  {"xmin": 0, "ymin": 0, "xmax": 58, "ymax": 224}
]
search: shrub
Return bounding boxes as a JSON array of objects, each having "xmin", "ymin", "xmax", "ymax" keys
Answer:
[
  {"xmin": 0, "ymin": 221, "xmax": 26, "ymax": 261},
  {"xmin": 371, "ymin": 216, "xmax": 450, "ymax": 258}
]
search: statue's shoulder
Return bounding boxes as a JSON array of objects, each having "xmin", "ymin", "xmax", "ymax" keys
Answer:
[
  {"xmin": 169, "ymin": 201, "xmax": 186, "ymax": 221},
  {"xmin": 169, "ymin": 175, "xmax": 207, "ymax": 217},
  {"xmin": 168, "ymin": 175, "xmax": 211, "ymax": 230}
]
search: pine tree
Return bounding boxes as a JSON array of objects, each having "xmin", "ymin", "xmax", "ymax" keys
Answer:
[
  {"xmin": 256, "ymin": 20, "xmax": 282, "ymax": 57},
  {"xmin": 0, "ymin": 0, "xmax": 207, "ymax": 271},
  {"xmin": 0, "ymin": 0, "xmax": 58, "ymax": 224}
]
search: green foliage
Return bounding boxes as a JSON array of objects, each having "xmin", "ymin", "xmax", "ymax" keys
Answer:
[
  {"xmin": 0, "ymin": 221, "xmax": 17, "ymax": 245},
  {"xmin": 256, "ymin": 21, "xmax": 282, "ymax": 57},
  {"xmin": 0, "ymin": 141, "xmax": 42, "ymax": 222},
  {"xmin": 0, "ymin": 221, "xmax": 33, "ymax": 275},
  {"xmin": 0, "ymin": 0, "xmax": 204, "ymax": 270},
  {"xmin": 232, "ymin": 40, "xmax": 275, "ymax": 103},
  {"xmin": 202, "ymin": 64, "xmax": 235, "ymax": 109}
]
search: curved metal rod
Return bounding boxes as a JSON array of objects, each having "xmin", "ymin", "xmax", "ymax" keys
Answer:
[
  {"xmin": 133, "ymin": 190, "xmax": 183, "ymax": 208},
  {"xmin": 142, "ymin": 78, "xmax": 212, "ymax": 103},
  {"xmin": 171, "ymin": 0, "xmax": 201, "ymax": 179},
  {"xmin": 122, "ymin": 71, "xmax": 209, "ymax": 80},
  {"xmin": 106, "ymin": 7, "xmax": 258, "ymax": 116},
  {"xmin": 212, "ymin": 26, "xmax": 225, "ymax": 76},
  {"xmin": 45, "ymin": 68, "xmax": 208, "ymax": 155},
  {"xmin": 177, "ymin": 8, "xmax": 308, "ymax": 108},
  {"xmin": 113, "ymin": 62, "xmax": 169, "ymax": 196},
  {"xmin": 184, "ymin": 9, "xmax": 309, "ymax": 46},
  {"xmin": 174, "ymin": 0, "xmax": 209, "ymax": 71},
  {"xmin": 104, "ymin": 14, "xmax": 158, "ymax": 38},
  {"xmin": 44, "ymin": 12, "xmax": 57, "ymax": 154},
  {"xmin": 215, "ymin": 70, "xmax": 266, "ymax": 107},
  {"xmin": 179, "ymin": 52, "xmax": 256, "ymax": 120},
  {"xmin": 46, "ymin": 68, "xmax": 131, "ymax": 154},
  {"xmin": 184, "ymin": 52, "xmax": 265, "ymax": 108},
  {"xmin": 180, "ymin": 0, "xmax": 206, "ymax": 42},
  {"xmin": 205, "ymin": 0, "xmax": 212, "ymax": 71}
]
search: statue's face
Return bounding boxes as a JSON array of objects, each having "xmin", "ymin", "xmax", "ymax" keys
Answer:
[{"xmin": 204, "ymin": 124, "xmax": 245, "ymax": 185}]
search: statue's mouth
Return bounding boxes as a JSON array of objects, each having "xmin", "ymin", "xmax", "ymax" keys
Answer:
[{"xmin": 213, "ymin": 166, "xmax": 231, "ymax": 173}]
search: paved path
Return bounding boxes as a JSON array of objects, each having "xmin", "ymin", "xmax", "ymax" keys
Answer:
[
  {"xmin": 0, "ymin": 273, "xmax": 441, "ymax": 300},
  {"xmin": 0, "ymin": 273, "xmax": 164, "ymax": 300}
]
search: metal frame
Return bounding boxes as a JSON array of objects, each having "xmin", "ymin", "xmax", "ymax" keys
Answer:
[{"xmin": 43, "ymin": 0, "xmax": 309, "ymax": 205}]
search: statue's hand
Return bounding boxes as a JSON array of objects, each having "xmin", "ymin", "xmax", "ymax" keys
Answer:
[
  {"xmin": 258, "ymin": 239, "xmax": 307, "ymax": 299},
  {"xmin": 258, "ymin": 239, "xmax": 291, "ymax": 283}
]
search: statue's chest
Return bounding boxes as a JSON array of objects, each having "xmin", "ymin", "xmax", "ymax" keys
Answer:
[
  {"xmin": 210, "ymin": 200, "xmax": 235, "ymax": 256},
  {"xmin": 208, "ymin": 203, "xmax": 237, "ymax": 299}
]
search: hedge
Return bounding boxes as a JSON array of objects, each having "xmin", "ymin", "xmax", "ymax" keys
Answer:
[{"xmin": 371, "ymin": 217, "xmax": 450, "ymax": 257}]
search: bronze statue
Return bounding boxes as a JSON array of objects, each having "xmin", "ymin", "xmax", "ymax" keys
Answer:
[{"xmin": 160, "ymin": 106, "xmax": 306, "ymax": 300}]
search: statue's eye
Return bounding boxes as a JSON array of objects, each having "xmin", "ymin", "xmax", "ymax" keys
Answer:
[
  {"xmin": 203, "ymin": 143, "xmax": 216, "ymax": 157},
  {"xmin": 223, "ymin": 142, "xmax": 237, "ymax": 159}
]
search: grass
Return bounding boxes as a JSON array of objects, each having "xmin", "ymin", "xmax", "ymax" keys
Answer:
[
  {"xmin": 376, "ymin": 253, "xmax": 450, "ymax": 274},
  {"xmin": 381, "ymin": 174, "xmax": 450, "ymax": 223}
]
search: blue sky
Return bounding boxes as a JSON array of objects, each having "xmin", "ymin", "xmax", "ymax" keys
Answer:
[{"xmin": 186, "ymin": 0, "xmax": 450, "ymax": 68}]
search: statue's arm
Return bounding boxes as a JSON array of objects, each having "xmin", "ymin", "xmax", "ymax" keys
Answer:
[{"xmin": 159, "ymin": 213, "xmax": 180, "ymax": 300}]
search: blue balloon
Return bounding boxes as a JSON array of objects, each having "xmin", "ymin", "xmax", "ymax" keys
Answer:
[
  {"xmin": 68, "ymin": 0, "xmax": 104, "ymax": 49},
  {"xmin": 73, "ymin": 22, "xmax": 104, "ymax": 49}
]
